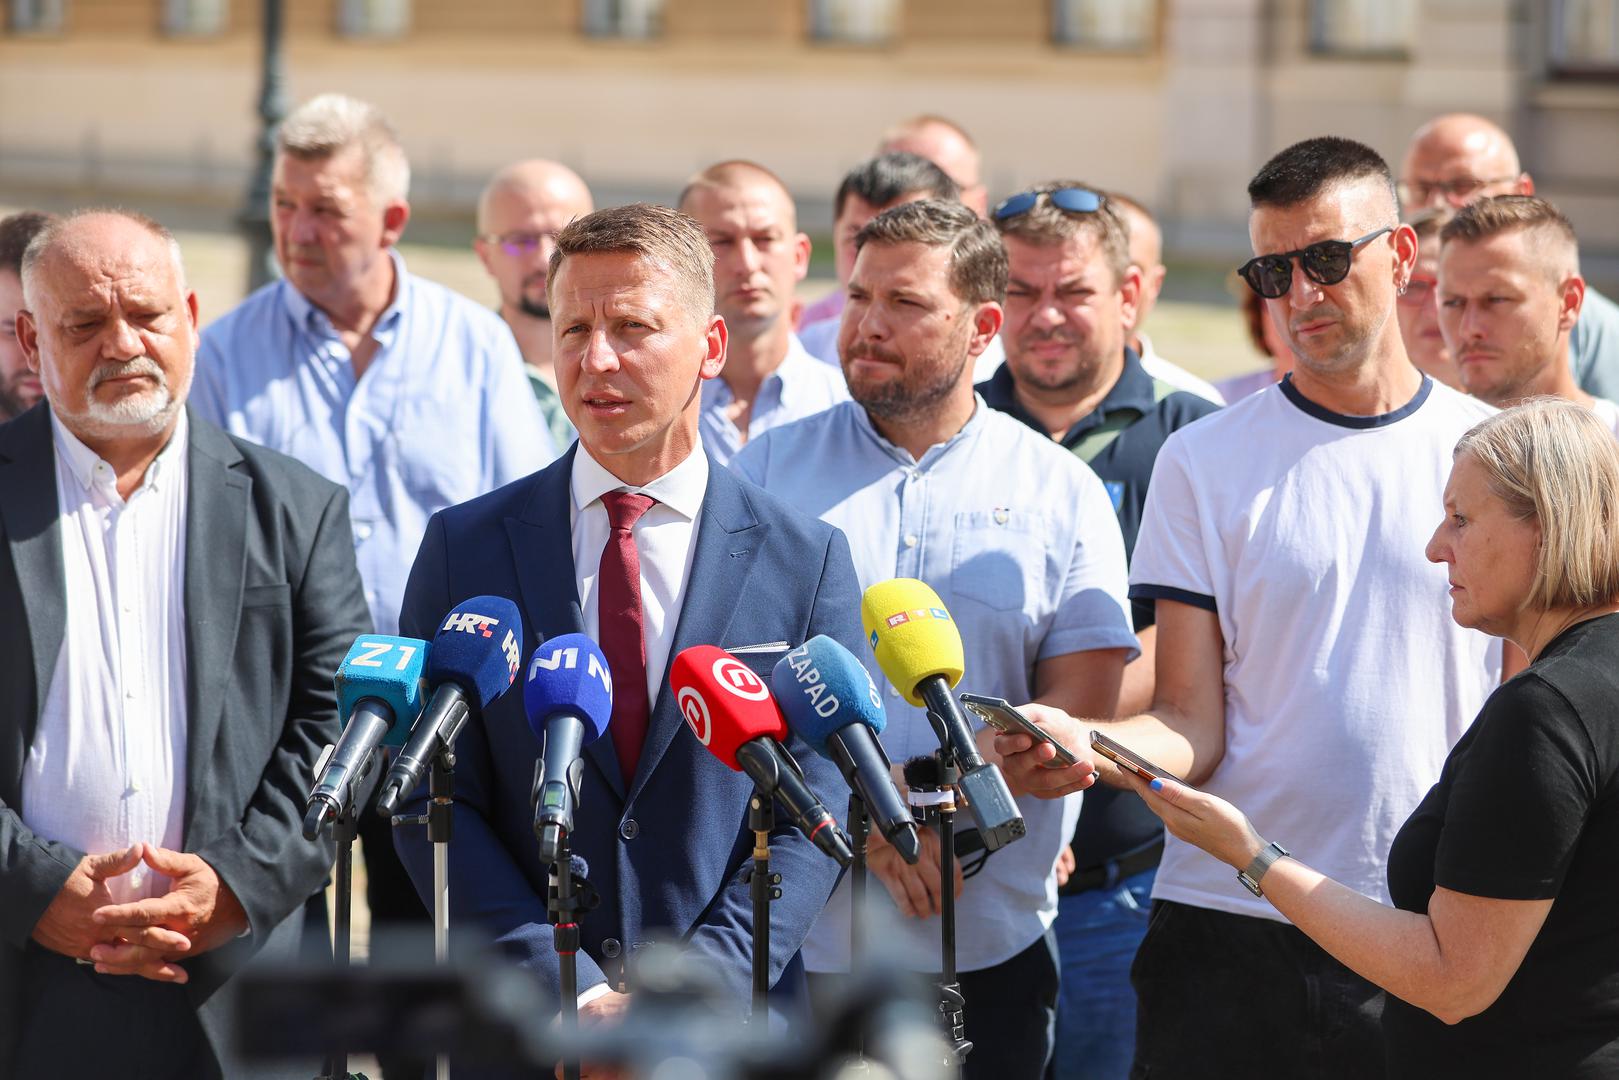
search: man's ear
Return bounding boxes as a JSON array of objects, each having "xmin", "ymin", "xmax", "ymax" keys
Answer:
[
  {"xmin": 1558, "ymin": 274, "xmax": 1586, "ymax": 335},
  {"xmin": 700, "ymin": 314, "xmax": 728, "ymax": 381},
  {"xmin": 1119, "ymin": 265, "xmax": 1144, "ymax": 334},
  {"xmin": 968, "ymin": 301, "xmax": 1004, "ymax": 357},
  {"xmin": 381, "ymin": 201, "xmax": 411, "ymax": 248},
  {"xmin": 15, "ymin": 309, "xmax": 40, "ymax": 373}
]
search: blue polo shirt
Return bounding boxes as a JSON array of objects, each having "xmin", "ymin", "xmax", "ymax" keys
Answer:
[{"xmin": 979, "ymin": 348, "xmax": 1218, "ymax": 869}]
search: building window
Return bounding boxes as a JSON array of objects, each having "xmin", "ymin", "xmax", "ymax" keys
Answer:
[
  {"xmin": 1053, "ymin": 0, "xmax": 1154, "ymax": 50},
  {"xmin": 7, "ymin": 0, "xmax": 64, "ymax": 33},
  {"xmin": 809, "ymin": 0, "xmax": 898, "ymax": 45},
  {"xmin": 1549, "ymin": 0, "xmax": 1619, "ymax": 75},
  {"xmin": 1309, "ymin": 0, "xmax": 1413, "ymax": 57},
  {"xmin": 338, "ymin": 0, "xmax": 410, "ymax": 38},
  {"xmin": 162, "ymin": 0, "xmax": 226, "ymax": 35},
  {"xmin": 583, "ymin": 0, "xmax": 664, "ymax": 38}
]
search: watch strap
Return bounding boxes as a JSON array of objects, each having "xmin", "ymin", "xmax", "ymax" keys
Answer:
[{"xmin": 1238, "ymin": 841, "xmax": 1290, "ymax": 897}]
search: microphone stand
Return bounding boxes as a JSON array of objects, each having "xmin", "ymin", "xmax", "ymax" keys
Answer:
[
  {"xmin": 317, "ymin": 748, "xmax": 374, "ymax": 1080},
  {"xmin": 533, "ymin": 760, "xmax": 598, "ymax": 1080},
  {"xmin": 918, "ymin": 713, "xmax": 973, "ymax": 1067},
  {"xmin": 847, "ymin": 793, "xmax": 869, "ymax": 963},
  {"xmin": 393, "ymin": 749, "xmax": 456, "ymax": 1080},
  {"xmin": 743, "ymin": 790, "xmax": 782, "ymax": 1022}
]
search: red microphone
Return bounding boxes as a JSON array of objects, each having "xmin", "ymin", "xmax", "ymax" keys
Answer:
[{"xmin": 670, "ymin": 646, "xmax": 853, "ymax": 867}]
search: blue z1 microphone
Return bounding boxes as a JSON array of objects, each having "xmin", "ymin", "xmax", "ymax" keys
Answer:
[
  {"xmin": 774, "ymin": 636, "xmax": 921, "ymax": 864},
  {"xmin": 304, "ymin": 635, "xmax": 429, "ymax": 840},
  {"xmin": 375, "ymin": 596, "xmax": 524, "ymax": 818},
  {"xmin": 524, "ymin": 633, "xmax": 613, "ymax": 865}
]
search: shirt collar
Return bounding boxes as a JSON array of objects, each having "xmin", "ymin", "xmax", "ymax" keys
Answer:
[
  {"xmin": 571, "ymin": 440, "xmax": 710, "ymax": 522},
  {"xmin": 852, "ymin": 392, "xmax": 989, "ymax": 469},
  {"xmin": 979, "ymin": 348, "xmax": 1154, "ymax": 445},
  {"xmin": 51, "ymin": 408, "xmax": 190, "ymax": 496},
  {"xmin": 279, "ymin": 248, "xmax": 409, "ymax": 346},
  {"xmin": 701, "ymin": 331, "xmax": 818, "ymax": 409}
]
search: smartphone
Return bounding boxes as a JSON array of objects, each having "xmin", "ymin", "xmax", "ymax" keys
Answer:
[
  {"xmin": 1089, "ymin": 730, "xmax": 1179, "ymax": 783},
  {"xmin": 960, "ymin": 693, "xmax": 1080, "ymax": 769}
]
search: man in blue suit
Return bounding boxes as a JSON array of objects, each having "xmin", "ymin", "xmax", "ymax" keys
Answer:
[{"xmin": 395, "ymin": 203, "xmax": 866, "ymax": 1071}]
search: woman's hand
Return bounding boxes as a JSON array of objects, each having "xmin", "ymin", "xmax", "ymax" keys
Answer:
[{"xmin": 1124, "ymin": 771, "xmax": 1266, "ymax": 871}]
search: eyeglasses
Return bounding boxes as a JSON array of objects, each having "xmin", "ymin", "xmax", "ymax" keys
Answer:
[
  {"xmin": 1396, "ymin": 176, "xmax": 1519, "ymax": 208},
  {"xmin": 992, "ymin": 187, "xmax": 1105, "ymax": 221},
  {"xmin": 1397, "ymin": 274, "xmax": 1437, "ymax": 308},
  {"xmin": 1237, "ymin": 226, "xmax": 1394, "ymax": 299},
  {"xmin": 478, "ymin": 230, "xmax": 557, "ymax": 257}
]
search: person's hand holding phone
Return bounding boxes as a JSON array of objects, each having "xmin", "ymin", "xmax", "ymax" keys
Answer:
[
  {"xmin": 990, "ymin": 703, "xmax": 1102, "ymax": 799},
  {"xmin": 1120, "ymin": 771, "xmax": 1265, "ymax": 872}
]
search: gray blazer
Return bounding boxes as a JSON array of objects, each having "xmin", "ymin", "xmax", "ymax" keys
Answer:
[{"xmin": 0, "ymin": 403, "xmax": 372, "ymax": 1076}]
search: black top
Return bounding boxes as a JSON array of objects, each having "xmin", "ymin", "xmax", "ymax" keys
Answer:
[
  {"xmin": 1383, "ymin": 613, "xmax": 1619, "ymax": 1077},
  {"xmin": 980, "ymin": 349, "xmax": 1219, "ymax": 868}
]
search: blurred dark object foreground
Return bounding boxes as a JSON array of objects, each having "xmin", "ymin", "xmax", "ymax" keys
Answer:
[{"xmin": 235, "ymin": 928, "xmax": 952, "ymax": 1079}]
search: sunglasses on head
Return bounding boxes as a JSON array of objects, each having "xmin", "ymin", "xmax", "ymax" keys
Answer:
[
  {"xmin": 992, "ymin": 187, "xmax": 1106, "ymax": 221},
  {"xmin": 1237, "ymin": 226, "xmax": 1394, "ymax": 299}
]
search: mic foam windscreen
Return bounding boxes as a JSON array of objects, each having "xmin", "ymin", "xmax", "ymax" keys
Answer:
[
  {"xmin": 773, "ymin": 635, "xmax": 887, "ymax": 758},
  {"xmin": 524, "ymin": 633, "xmax": 613, "ymax": 745},
  {"xmin": 860, "ymin": 578, "xmax": 965, "ymax": 707},
  {"xmin": 427, "ymin": 595, "xmax": 525, "ymax": 708},
  {"xmin": 669, "ymin": 645, "xmax": 788, "ymax": 771},
  {"xmin": 902, "ymin": 755, "xmax": 942, "ymax": 790},
  {"xmin": 334, "ymin": 635, "xmax": 430, "ymax": 747}
]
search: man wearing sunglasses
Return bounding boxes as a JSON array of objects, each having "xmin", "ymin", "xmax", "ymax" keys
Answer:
[
  {"xmin": 1437, "ymin": 196, "xmax": 1619, "ymax": 432},
  {"xmin": 474, "ymin": 158, "xmax": 595, "ymax": 450},
  {"xmin": 996, "ymin": 137, "xmax": 1503, "ymax": 1079},
  {"xmin": 979, "ymin": 182, "xmax": 1217, "ymax": 1080},
  {"xmin": 1402, "ymin": 112, "xmax": 1619, "ymax": 402}
]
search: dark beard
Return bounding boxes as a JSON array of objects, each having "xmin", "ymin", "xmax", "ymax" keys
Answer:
[{"xmin": 519, "ymin": 296, "xmax": 550, "ymax": 320}]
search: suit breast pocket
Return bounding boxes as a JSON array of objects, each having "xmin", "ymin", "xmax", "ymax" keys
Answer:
[
  {"xmin": 392, "ymin": 401, "xmax": 484, "ymax": 510},
  {"xmin": 950, "ymin": 509, "xmax": 1049, "ymax": 613}
]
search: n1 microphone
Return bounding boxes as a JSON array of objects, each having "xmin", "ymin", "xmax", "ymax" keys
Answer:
[
  {"xmin": 861, "ymin": 579, "xmax": 1026, "ymax": 852},
  {"xmin": 375, "ymin": 596, "xmax": 524, "ymax": 818},
  {"xmin": 524, "ymin": 634, "xmax": 613, "ymax": 865},
  {"xmin": 304, "ymin": 635, "xmax": 430, "ymax": 840},
  {"xmin": 669, "ymin": 645, "xmax": 853, "ymax": 868},
  {"xmin": 773, "ymin": 636, "xmax": 920, "ymax": 865}
]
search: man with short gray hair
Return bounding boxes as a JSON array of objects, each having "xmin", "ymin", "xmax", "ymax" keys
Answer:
[
  {"xmin": 191, "ymin": 92, "xmax": 554, "ymax": 995},
  {"xmin": 0, "ymin": 209, "xmax": 369, "ymax": 1078},
  {"xmin": 734, "ymin": 199, "xmax": 1137, "ymax": 1080}
]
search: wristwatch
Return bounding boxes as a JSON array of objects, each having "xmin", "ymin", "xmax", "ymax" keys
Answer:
[{"xmin": 1238, "ymin": 841, "xmax": 1290, "ymax": 897}]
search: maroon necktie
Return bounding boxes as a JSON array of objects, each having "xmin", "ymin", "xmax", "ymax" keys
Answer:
[{"xmin": 598, "ymin": 491, "xmax": 657, "ymax": 783}]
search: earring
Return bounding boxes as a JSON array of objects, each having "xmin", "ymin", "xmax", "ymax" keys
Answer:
[{"xmin": 1397, "ymin": 282, "xmax": 1408, "ymax": 296}]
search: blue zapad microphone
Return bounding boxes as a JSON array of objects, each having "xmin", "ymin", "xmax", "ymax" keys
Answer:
[
  {"xmin": 304, "ymin": 635, "xmax": 431, "ymax": 840},
  {"xmin": 524, "ymin": 634, "xmax": 613, "ymax": 864},
  {"xmin": 375, "ymin": 596, "xmax": 524, "ymax": 818},
  {"xmin": 774, "ymin": 636, "xmax": 920, "ymax": 864}
]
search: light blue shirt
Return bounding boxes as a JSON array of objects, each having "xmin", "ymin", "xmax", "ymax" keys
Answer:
[
  {"xmin": 733, "ymin": 399, "xmax": 1137, "ymax": 972},
  {"xmin": 698, "ymin": 333, "xmax": 848, "ymax": 465},
  {"xmin": 192, "ymin": 251, "xmax": 555, "ymax": 634},
  {"xmin": 1573, "ymin": 283, "xmax": 1619, "ymax": 402}
]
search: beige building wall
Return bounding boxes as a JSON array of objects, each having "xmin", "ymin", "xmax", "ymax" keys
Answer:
[{"xmin": 0, "ymin": 0, "xmax": 1614, "ymax": 266}]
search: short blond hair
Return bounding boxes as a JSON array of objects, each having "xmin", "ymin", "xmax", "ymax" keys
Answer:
[
  {"xmin": 1441, "ymin": 195, "xmax": 1579, "ymax": 281},
  {"xmin": 547, "ymin": 203, "xmax": 715, "ymax": 321},
  {"xmin": 1455, "ymin": 398, "xmax": 1619, "ymax": 610},
  {"xmin": 277, "ymin": 93, "xmax": 411, "ymax": 206}
]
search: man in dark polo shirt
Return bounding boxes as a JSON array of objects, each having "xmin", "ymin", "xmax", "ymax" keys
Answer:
[{"xmin": 978, "ymin": 181, "xmax": 1216, "ymax": 1080}]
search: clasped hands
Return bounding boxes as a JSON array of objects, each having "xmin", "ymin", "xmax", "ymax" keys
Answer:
[{"xmin": 30, "ymin": 842, "xmax": 248, "ymax": 984}]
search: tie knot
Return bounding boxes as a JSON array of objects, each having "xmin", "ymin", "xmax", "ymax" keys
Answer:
[{"xmin": 602, "ymin": 490, "xmax": 656, "ymax": 532}]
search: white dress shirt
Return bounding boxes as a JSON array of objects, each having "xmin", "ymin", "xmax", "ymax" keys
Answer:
[
  {"xmin": 569, "ymin": 443, "xmax": 710, "ymax": 713},
  {"xmin": 21, "ymin": 412, "xmax": 191, "ymax": 904}
]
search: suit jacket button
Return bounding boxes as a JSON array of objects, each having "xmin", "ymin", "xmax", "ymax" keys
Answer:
[
  {"xmin": 619, "ymin": 818, "xmax": 640, "ymax": 840},
  {"xmin": 602, "ymin": 938, "xmax": 621, "ymax": 958}
]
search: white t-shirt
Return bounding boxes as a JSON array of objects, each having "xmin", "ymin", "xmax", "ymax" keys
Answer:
[
  {"xmin": 1129, "ymin": 375, "xmax": 1502, "ymax": 921},
  {"xmin": 1589, "ymin": 395, "xmax": 1619, "ymax": 437}
]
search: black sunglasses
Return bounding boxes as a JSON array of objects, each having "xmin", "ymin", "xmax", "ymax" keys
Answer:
[
  {"xmin": 992, "ymin": 187, "xmax": 1106, "ymax": 221},
  {"xmin": 1237, "ymin": 226, "xmax": 1394, "ymax": 299}
]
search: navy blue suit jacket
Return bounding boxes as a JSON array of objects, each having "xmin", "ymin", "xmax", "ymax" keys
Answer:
[{"xmin": 394, "ymin": 446, "xmax": 865, "ymax": 1011}]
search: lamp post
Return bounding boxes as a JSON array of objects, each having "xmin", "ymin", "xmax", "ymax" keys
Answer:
[{"xmin": 240, "ymin": 0, "xmax": 286, "ymax": 293}]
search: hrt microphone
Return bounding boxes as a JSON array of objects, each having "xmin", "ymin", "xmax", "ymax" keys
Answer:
[
  {"xmin": 524, "ymin": 634, "xmax": 613, "ymax": 865},
  {"xmin": 861, "ymin": 579, "xmax": 1026, "ymax": 852},
  {"xmin": 669, "ymin": 645, "xmax": 853, "ymax": 867},
  {"xmin": 375, "ymin": 596, "xmax": 524, "ymax": 818},
  {"xmin": 304, "ymin": 635, "xmax": 430, "ymax": 840},
  {"xmin": 773, "ymin": 636, "xmax": 920, "ymax": 865}
]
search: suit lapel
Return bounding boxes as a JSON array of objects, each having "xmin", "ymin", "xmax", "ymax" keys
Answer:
[
  {"xmin": 626, "ymin": 463, "xmax": 767, "ymax": 804},
  {"xmin": 504, "ymin": 447, "xmax": 621, "ymax": 794},
  {"xmin": 182, "ymin": 415, "xmax": 249, "ymax": 846},
  {"xmin": 0, "ymin": 407, "xmax": 65, "ymax": 803}
]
